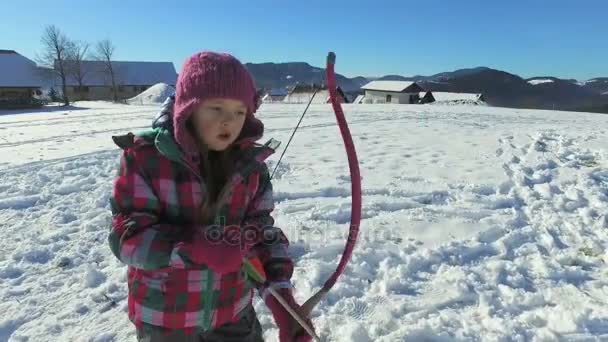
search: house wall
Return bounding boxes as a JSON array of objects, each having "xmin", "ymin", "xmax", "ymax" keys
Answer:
[
  {"xmin": 283, "ymin": 90, "xmax": 329, "ymax": 104},
  {"xmin": 0, "ymin": 87, "xmax": 34, "ymax": 100},
  {"xmin": 363, "ymin": 90, "xmax": 419, "ymax": 104},
  {"xmin": 262, "ymin": 94, "xmax": 287, "ymax": 103},
  {"xmin": 65, "ymin": 85, "xmax": 150, "ymax": 101}
]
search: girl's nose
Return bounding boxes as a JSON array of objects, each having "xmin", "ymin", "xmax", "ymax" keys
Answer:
[{"xmin": 221, "ymin": 112, "xmax": 237, "ymax": 125}]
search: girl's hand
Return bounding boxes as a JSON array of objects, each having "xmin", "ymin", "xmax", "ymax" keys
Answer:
[
  {"xmin": 171, "ymin": 227, "xmax": 245, "ymax": 274},
  {"xmin": 286, "ymin": 307, "xmax": 314, "ymax": 342},
  {"xmin": 265, "ymin": 287, "xmax": 315, "ymax": 342}
]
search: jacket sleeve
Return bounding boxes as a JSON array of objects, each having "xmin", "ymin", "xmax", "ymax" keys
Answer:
[
  {"xmin": 246, "ymin": 164, "xmax": 294, "ymax": 290},
  {"xmin": 108, "ymin": 148, "xmax": 185, "ymax": 270}
]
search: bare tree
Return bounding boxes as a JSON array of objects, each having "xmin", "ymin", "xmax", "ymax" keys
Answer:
[
  {"xmin": 65, "ymin": 41, "xmax": 90, "ymax": 99},
  {"xmin": 94, "ymin": 39, "xmax": 118, "ymax": 102},
  {"xmin": 36, "ymin": 25, "xmax": 72, "ymax": 106}
]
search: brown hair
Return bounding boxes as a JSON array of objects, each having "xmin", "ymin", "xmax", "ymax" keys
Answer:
[
  {"xmin": 199, "ymin": 147, "xmax": 239, "ymax": 223},
  {"xmin": 187, "ymin": 122, "xmax": 240, "ymax": 224}
]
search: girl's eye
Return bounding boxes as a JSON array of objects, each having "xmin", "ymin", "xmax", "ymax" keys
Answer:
[
  {"xmin": 237, "ymin": 111, "xmax": 246, "ymax": 116},
  {"xmin": 212, "ymin": 107, "xmax": 222, "ymax": 112}
]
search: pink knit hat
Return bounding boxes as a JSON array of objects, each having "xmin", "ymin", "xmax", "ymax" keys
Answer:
[{"xmin": 173, "ymin": 51, "xmax": 263, "ymax": 159}]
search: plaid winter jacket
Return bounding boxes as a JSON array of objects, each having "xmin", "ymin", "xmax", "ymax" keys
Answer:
[{"xmin": 108, "ymin": 126, "xmax": 293, "ymax": 332}]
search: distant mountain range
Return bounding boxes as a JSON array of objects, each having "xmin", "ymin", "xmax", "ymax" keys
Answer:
[
  {"xmin": 244, "ymin": 62, "xmax": 368, "ymax": 93},
  {"xmin": 244, "ymin": 62, "xmax": 608, "ymax": 113}
]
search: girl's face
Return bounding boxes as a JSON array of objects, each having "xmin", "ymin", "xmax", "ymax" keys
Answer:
[{"xmin": 190, "ymin": 98, "xmax": 248, "ymax": 151}]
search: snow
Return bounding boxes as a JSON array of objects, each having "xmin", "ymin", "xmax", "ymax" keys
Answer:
[
  {"xmin": 126, "ymin": 83, "xmax": 175, "ymax": 105},
  {"xmin": 2, "ymin": 102, "xmax": 608, "ymax": 341},
  {"xmin": 528, "ymin": 79, "xmax": 555, "ymax": 85},
  {"xmin": 577, "ymin": 79, "xmax": 607, "ymax": 86},
  {"xmin": 0, "ymin": 101, "xmax": 151, "ymax": 166}
]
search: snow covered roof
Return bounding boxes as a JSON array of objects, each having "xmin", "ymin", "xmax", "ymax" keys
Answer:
[
  {"xmin": 268, "ymin": 88, "xmax": 288, "ymax": 96},
  {"xmin": 262, "ymin": 93, "xmax": 287, "ymax": 103},
  {"xmin": 361, "ymin": 80, "xmax": 417, "ymax": 92},
  {"xmin": 432, "ymin": 92, "xmax": 482, "ymax": 102},
  {"xmin": 0, "ymin": 50, "xmax": 43, "ymax": 87},
  {"xmin": 61, "ymin": 60, "xmax": 177, "ymax": 86},
  {"xmin": 353, "ymin": 94, "xmax": 365, "ymax": 104},
  {"xmin": 528, "ymin": 79, "xmax": 554, "ymax": 85}
]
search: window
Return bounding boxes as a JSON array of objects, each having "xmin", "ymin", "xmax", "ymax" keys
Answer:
[{"xmin": 386, "ymin": 94, "xmax": 392, "ymax": 103}]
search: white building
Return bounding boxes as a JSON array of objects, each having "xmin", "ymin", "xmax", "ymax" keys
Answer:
[
  {"xmin": 360, "ymin": 80, "xmax": 424, "ymax": 104},
  {"xmin": 282, "ymin": 85, "xmax": 347, "ymax": 104},
  {"xmin": 283, "ymin": 90, "xmax": 329, "ymax": 104},
  {"xmin": 262, "ymin": 88, "xmax": 288, "ymax": 103}
]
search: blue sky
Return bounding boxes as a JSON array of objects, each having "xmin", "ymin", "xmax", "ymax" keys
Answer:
[{"xmin": 1, "ymin": 0, "xmax": 606, "ymax": 80}]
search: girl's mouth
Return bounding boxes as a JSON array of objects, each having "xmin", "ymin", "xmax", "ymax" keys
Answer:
[{"xmin": 218, "ymin": 132, "xmax": 231, "ymax": 141}]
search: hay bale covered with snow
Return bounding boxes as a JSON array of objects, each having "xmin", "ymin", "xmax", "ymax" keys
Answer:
[
  {"xmin": 127, "ymin": 83, "xmax": 175, "ymax": 105},
  {"xmin": 423, "ymin": 92, "xmax": 487, "ymax": 106}
]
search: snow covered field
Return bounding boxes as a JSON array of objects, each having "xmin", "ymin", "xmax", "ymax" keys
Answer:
[{"xmin": 1, "ymin": 102, "xmax": 608, "ymax": 341}]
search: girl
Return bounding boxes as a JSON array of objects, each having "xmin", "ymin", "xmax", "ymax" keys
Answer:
[{"xmin": 109, "ymin": 52, "xmax": 313, "ymax": 341}]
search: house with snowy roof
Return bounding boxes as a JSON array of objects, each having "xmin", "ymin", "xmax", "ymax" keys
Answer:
[
  {"xmin": 54, "ymin": 60, "xmax": 177, "ymax": 101},
  {"xmin": 0, "ymin": 50, "xmax": 43, "ymax": 103},
  {"xmin": 262, "ymin": 88, "xmax": 289, "ymax": 103},
  {"xmin": 282, "ymin": 84, "xmax": 348, "ymax": 104},
  {"xmin": 360, "ymin": 80, "xmax": 424, "ymax": 104}
]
